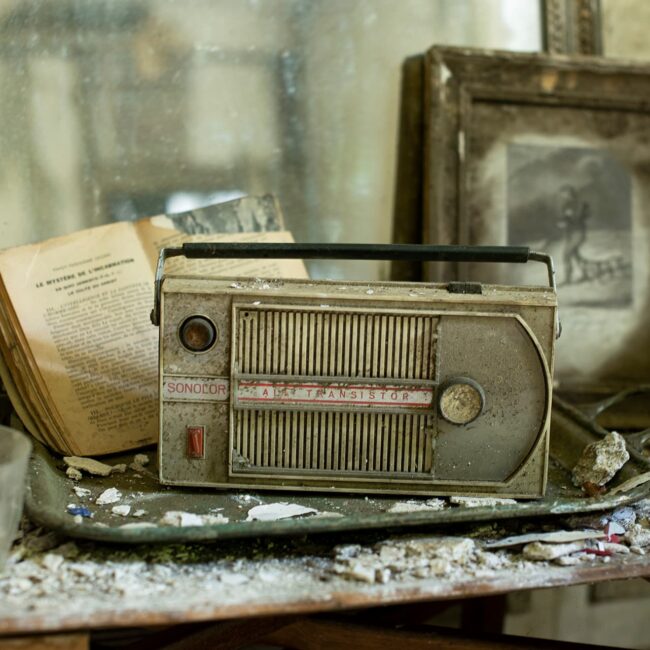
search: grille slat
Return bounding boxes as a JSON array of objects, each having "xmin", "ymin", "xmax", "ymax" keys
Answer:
[{"xmin": 234, "ymin": 307, "xmax": 437, "ymax": 476}]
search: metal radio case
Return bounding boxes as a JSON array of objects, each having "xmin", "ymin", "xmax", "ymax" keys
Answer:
[{"xmin": 152, "ymin": 243, "xmax": 559, "ymax": 498}]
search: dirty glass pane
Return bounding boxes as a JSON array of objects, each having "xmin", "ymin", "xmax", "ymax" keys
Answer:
[{"xmin": 0, "ymin": 0, "xmax": 541, "ymax": 279}]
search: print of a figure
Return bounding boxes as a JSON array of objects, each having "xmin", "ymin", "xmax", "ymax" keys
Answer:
[{"xmin": 557, "ymin": 185, "xmax": 590, "ymax": 285}]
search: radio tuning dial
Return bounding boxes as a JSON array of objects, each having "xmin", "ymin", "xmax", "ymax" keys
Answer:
[
  {"xmin": 179, "ymin": 316, "xmax": 217, "ymax": 352},
  {"xmin": 438, "ymin": 378, "xmax": 484, "ymax": 425}
]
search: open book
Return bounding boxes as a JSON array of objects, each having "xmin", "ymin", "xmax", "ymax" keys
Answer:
[{"xmin": 0, "ymin": 196, "xmax": 307, "ymax": 456}]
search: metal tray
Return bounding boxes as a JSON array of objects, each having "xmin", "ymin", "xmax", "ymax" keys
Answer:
[{"xmin": 25, "ymin": 397, "xmax": 650, "ymax": 544}]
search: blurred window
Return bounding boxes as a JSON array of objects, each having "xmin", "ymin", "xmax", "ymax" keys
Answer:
[{"xmin": 0, "ymin": 0, "xmax": 541, "ymax": 278}]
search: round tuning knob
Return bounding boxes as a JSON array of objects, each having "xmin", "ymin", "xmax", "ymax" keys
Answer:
[{"xmin": 438, "ymin": 377, "xmax": 485, "ymax": 425}]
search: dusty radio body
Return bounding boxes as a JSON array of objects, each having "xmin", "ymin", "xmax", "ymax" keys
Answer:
[{"xmin": 153, "ymin": 243, "xmax": 558, "ymax": 498}]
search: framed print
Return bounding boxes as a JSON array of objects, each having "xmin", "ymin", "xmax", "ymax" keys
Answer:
[{"xmin": 423, "ymin": 46, "xmax": 650, "ymax": 391}]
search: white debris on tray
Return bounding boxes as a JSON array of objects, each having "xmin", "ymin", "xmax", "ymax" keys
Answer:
[
  {"xmin": 133, "ymin": 509, "xmax": 147, "ymax": 518},
  {"xmin": 66, "ymin": 467, "xmax": 83, "ymax": 481},
  {"xmin": 111, "ymin": 505, "xmax": 131, "ymax": 517},
  {"xmin": 572, "ymin": 431, "xmax": 630, "ymax": 488},
  {"xmin": 72, "ymin": 486, "xmax": 91, "ymax": 499},
  {"xmin": 63, "ymin": 456, "xmax": 120, "ymax": 477},
  {"xmin": 246, "ymin": 503, "xmax": 318, "ymax": 522},
  {"xmin": 309, "ymin": 511, "xmax": 344, "ymax": 519},
  {"xmin": 95, "ymin": 488, "xmax": 122, "ymax": 505},
  {"xmin": 387, "ymin": 499, "xmax": 445, "ymax": 514},
  {"xmin": 450, "ymin": 496, "xmax": 517, "ymax": 508},
  {"xmin": 159, "ymin": 511, "xmax": 229, "ymax": 527}
]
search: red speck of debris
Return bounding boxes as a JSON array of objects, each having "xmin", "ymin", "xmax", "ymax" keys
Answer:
[
  {"xmin": 584, "ymin": 548, "xmax": 613, "ymax": 557},
  {"xmin": 582, "ymin": 482, "xmax": 606, "ymax": 497}
]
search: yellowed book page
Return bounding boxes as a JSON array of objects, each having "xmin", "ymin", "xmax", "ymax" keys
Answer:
[
  {"xmin": 0, "ymin": 217, "xmax": 307, "ymax": 456},
  {"xmin": 0, "ymin": 221, "xmax": 157, "ymax": 456},
  {"xmin": 0, "ymin": 343, "xmax": 44, "ymax": 445},
  {"xmin": 0, "ymin": 281, "xmax": 64, "ymax": 449},
  {"xmin": 136, "ymin": 218, "xmax": 309, "ymax": 279}
]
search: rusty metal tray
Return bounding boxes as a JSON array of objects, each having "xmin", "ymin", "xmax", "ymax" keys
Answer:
[{"xmin": 24, "ymin": 397, "xmax": 650, "ymax": 544}]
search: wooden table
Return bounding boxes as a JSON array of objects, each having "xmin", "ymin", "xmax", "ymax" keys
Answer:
[{"xmin": 0, "ymin": 516, "xmax": 648, "ymax": 649}]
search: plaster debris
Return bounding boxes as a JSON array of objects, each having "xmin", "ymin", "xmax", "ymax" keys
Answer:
[
  {"xmin": 72, "ymin": 486, "xmax": 91, "ymax": 499},
  {"xmin": 332, "ymin": 535, "xmax": 478, "ymax": 584},
  {"xmin": 133, "ymin": 454, "xmax": 150, "ymax": 467},
  {"xmin": 572, "ymin": 431, "xmax": 630, "ymax": 488},
  {"xmin": 130, "ymin": 454, "xmax": 151, "ymax": 472},
  {"xmin": 608, "ymin": 471, "xmax": 650, "ymax": 496},
  {"xmin": 73, "ymin": 515, "xmax": 83, "ymax": 524},
  {"xmin": 625, "ymin": 524, "xmax": 650, "ymax": 548},
  {"xmin": 450, "ymin": 496, "xmax": 517, "ymax": 508},
  {"xmin": 159, "ymin": 511, "xmax": 229, "ymax": 527},
  {"xmin": 633, "ymin": 498, "xmax": 650, "ymax": 519},
  {"xmin": 485, "ymin": 530, "xmax": 604, "ymax": 549},
  {"xmin": 66, "ymin": 467, "xmax": 82, "ymax": 481},
  {"xmin": 220, "ymin": 573, "xmax": 250, "ymax": 586},
  {"xmin": 200, "ymin": 513, "xmax": 229, "ymax": 525},
  {"xmin": 336, "ymin": 544, "xmax": 361, "ymax": 560},
  {"xmin": 387, "ymin": 499, "xmax": 445, "ymax": 514},
  {"xmin": 522, "ymin": 541, "xmax": 586, "ymax": 561},
  {"xmin": 63, "ymin": 456, "xmax": 114, "ymax": 477},
  {"xmin": 112, "ymin": 505, "xmax": 131, "ymax": 517},
  {"xmin": 41, "ymin": 553, "xmax": 64, "ymax": 572},
  {"xmin": 133, "ymin": 509, "xmax": 147, "ymax": 518},
  {"xmin": 160, "ymin": 511, "xmax": 204, "ymax": 527},
  {"xmin": 95, "ymin": 488, "xmax": 122, "ymax": 505},
  {"xmin": 1, "ymin": 508, "xmax": 646, "ymax": 626},
  {"xmin": 339, "ymin": 562, "xmax": 377, "ymax": 583},
  {"xmin": 310, "ymin": 511, "xmax": 344, "ymax": 519},
  {"xmin": 111, "ymin": 464, "xmax": 127, "ymax": 474},
  {"xmin": 246, "ymin": 503, "xmax": 318, "ymax": 522}
]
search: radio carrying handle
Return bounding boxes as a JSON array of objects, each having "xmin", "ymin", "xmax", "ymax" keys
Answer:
[{"xmin": 151, "ymin": 243, "xmax": 559, "ymax": 337}]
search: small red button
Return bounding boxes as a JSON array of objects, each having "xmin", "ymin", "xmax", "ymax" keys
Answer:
[{"xmin": 187, "ymin": 426, "xmax": 205, "ymax": 459}]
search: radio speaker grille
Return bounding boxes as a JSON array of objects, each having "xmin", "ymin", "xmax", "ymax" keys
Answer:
[{"xmin": 232, "ymin": 307, "xmax": 437, "ymax": 476}]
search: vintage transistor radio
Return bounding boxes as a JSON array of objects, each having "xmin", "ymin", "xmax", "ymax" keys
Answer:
[{"xmin": 151, "ymin": 243, "xmax": 559, "ymax": 498}]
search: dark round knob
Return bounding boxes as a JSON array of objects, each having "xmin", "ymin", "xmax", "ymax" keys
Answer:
[{"xmin": 179, "ymin": 316, "xmax": 217, "ymax": 352}]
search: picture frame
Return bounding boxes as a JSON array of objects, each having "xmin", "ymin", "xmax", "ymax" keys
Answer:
[
  {"xmin": 423, "ymin": 46, "xmax": 650, "ymax": 392},
  {"xmin": 541, "ymin": 0, "xmax": 603, "ymax": 55}
]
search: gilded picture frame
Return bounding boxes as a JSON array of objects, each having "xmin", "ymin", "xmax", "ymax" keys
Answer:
[{"xmin": 423, "ymin": 46, "xmax": 650, "ymax": 391}]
